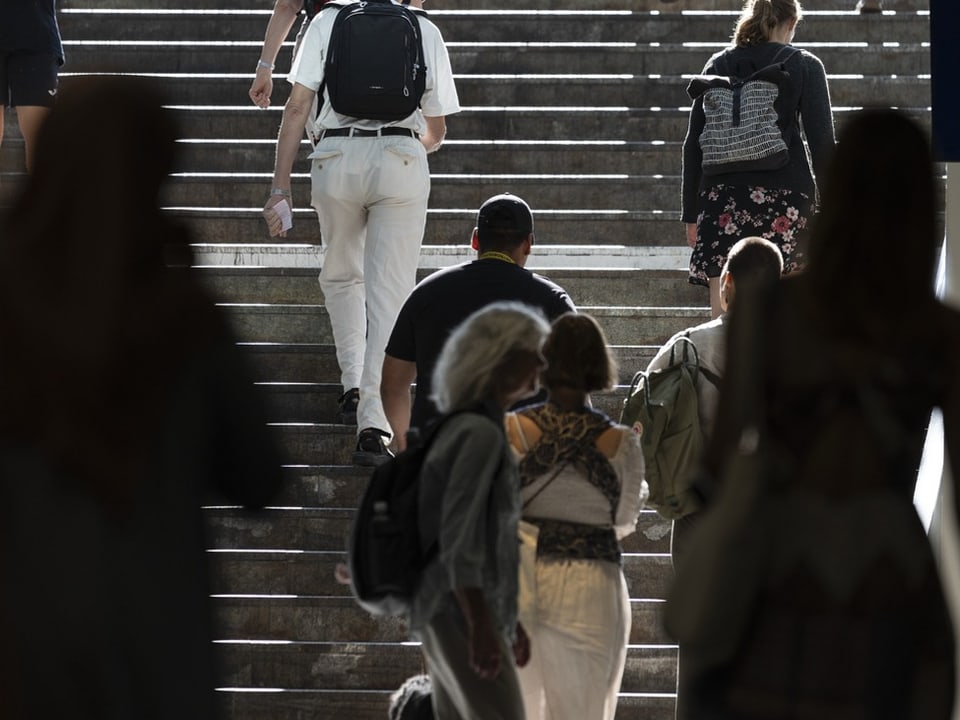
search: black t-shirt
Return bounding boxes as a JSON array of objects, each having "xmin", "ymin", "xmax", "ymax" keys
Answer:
[
  {"xmin": 0, "ymin": 0, "xmax": 64, "ymax": 62},
  {"xmin": 385, "ymin": 258, "xmax": 576, "ymax": 431}
]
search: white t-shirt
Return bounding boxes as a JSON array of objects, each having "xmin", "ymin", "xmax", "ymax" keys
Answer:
[
  {"xmin": 646, "ymin": 314, "xmax": 727, "ymax": 440},
  {"xmin": 288, "ymin": 2, "xmax": 461, "ymax": 137}
]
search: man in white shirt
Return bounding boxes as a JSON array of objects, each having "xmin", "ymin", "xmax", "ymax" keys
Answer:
[{"xmin": 262, "ymin": 0, "xmax": 460, "ymax": 466}]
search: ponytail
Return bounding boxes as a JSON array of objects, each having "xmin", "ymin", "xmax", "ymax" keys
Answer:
[{"xmin": 733, "ymin": 0, "xmax": 801, "ymax": 47}]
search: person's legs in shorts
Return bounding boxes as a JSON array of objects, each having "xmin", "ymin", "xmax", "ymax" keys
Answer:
[{"xmin": 6, "ymin": 52, "xmax": 59, "ymax": 172}]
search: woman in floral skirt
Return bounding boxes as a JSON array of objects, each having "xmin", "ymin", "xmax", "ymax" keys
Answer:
[{"xmin": 681, "ymin": 0, "xmax": 835, "ymax": 317}]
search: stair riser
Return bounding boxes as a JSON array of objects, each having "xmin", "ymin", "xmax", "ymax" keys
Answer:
[
  {"xmin": 170, "ymin": 141, "xmax": 681, "ymax": 175},
  {"xmin": 212, "ymin": 596, "xmax": 673, "ymax": 644},
  {"xmin": 160, "ymin": 108, "xmax": 934, "ymax": 143},
  {"xmin": 218, "ymin": 690, "xmax": 678, "ymax": 720},
  {"xmin": 181, "ymin": 213, "xmax": 686, "ymax": 247},
  {"xmin": 222, "ymin": 306, "xmax": 710, "ymax": 346},
  {"xmin": 62, "ymin": 45, "xmax": 931, "ymax": 77},
  {"xmin": 57, "ymin": 13, "xmax": 929, "ymax": 45},
  {"xmin": 205, "ymin": 510, "xmax": 673, "ymax": 555},
  {"xmin": 215, "ymin": 642, "xmax": 677, "ymax": 693},
  {"xmin": 200, "ymin": 268, "xmax": 703, "ymax": 307},
  {"xmin": 259, "ymin": 384, "xmax": 646, "ymax": 423},
  {"xmin": 211, "ymin": 556, "xmax": 673, "ymax": 604},
  {"xmin": 58, "ymin": 0, "xmax": 930, "ymax": 10},
  {"xmin": 162, "ymin": 178, "xmax": 683, "ymax": 212},
  {"xmin": 49, "ymin": 72, "xmax": 931, "ymax": 112}
]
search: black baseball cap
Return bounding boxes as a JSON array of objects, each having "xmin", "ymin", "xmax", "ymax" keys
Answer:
[{"xmin": 476, "ymin": 193, "xmax": 534, "ymax": 234}]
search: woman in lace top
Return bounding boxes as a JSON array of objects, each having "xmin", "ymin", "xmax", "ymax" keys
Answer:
[{"xmin": 506, "ymin": 312, "xmax": 648, "ymax": 720}]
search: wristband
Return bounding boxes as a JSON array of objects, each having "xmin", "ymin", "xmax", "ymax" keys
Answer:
[
  {"xmin": 270, "ymin": 188, "xmax": 291, "ymax": 197},
  {"xmin": 257, "ymin": 59, "xmax": 275, "ymax": 71}
]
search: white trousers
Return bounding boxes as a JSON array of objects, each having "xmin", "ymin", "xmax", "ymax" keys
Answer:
[
  {"xmin": 310, "ymin": 134, "xmax": 430, "ymax": 434},
  {"xmin": 517, "ymin": 558, "xmax": 631, "ymax": 720}
]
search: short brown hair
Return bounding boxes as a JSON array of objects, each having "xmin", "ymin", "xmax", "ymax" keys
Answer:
[
  {"xmin": 541, "ymin": 313, "xmax": 617, "ymax": 394},
  {"xmin": 723, "ymin": 236, "xmax": 784, "ymax": 286}
]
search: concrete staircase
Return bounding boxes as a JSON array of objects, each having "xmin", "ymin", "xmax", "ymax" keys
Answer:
[{"xmin": 0, "ymin": 0, "xmax": 931, "ymax": 717}]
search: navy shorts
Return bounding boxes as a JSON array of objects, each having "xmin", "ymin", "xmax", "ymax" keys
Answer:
[{"xmin": 0, "ymin": 51, "xmax": 60, "ymax": 108}]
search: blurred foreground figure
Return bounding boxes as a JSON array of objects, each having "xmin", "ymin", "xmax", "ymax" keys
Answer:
[
  {"xmin": 668, "ymin": 109, "xmax": 960, "ymax": 719},
  {"xmin": 0, "ymin": 77, "xmax": 283, "ymax": 719}
]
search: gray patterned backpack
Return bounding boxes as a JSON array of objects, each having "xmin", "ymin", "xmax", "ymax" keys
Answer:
[{"xmin": 687, "ymin": 46, "xmax": 800, "ymax": 176}]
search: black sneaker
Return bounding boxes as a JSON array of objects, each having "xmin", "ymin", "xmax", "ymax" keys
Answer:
[
  {"xmin": 353, "ymin": 428, "xmax": 394, "ymax": 467},
  {"xmin": 336, "ymin": 388, "xmax": 359, "ymax": 425}
]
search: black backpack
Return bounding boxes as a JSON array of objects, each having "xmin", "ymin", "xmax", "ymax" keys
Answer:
[
  {"xmin": 348, "ymin": 412, "xmax": 461, "ymax": 617},
  {"xmin": 687, "ymin": 46, "xmax": 800, "ymax": 176},
  {"xmin": 320, "ymin": 0, "xmax": 427, "ymax": 122}
]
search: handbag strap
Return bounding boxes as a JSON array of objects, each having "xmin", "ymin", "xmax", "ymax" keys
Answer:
[
  {"xmin": 508, "ymin": 412, "xmax": 532, "ymax": 453},
  {"xmin": 522, "ymin": 461, "xmax": 568, "ymax": 511},
  {"xmin": 510, "ymin": 411, "xmax": 567, "ymax": 510}
]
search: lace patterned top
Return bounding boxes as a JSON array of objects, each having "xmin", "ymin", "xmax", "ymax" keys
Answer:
[{"xmin": 509, "ymin": 404, "xmax": 647, "ymax": 563}]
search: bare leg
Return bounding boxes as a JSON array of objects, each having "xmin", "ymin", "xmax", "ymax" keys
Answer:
[
  {"xmin": 708, "ymin": 276, "xmax": 723, "ymax": 319},
  {"xmin": 15, "ymin": 105, "xmax": 52, "ymax": 173}
]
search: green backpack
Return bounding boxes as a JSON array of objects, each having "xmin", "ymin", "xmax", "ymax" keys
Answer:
[{"xmin": 620, "ymin": 336, "xmax": 719, "ymax": 519}]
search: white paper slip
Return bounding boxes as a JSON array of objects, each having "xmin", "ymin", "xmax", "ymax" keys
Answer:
[{"xmin": 272, "ymin": 199, "xmax": 293, "ymax": 232}]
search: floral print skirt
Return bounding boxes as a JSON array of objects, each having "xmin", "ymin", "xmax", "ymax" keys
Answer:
[{"xmin": 689, "ymin": 184, "xmax": 813, "ymax": 287}]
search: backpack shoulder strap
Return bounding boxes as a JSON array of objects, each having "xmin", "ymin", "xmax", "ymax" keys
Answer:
[{"xmin": 769, "ymin": 44, "xmax": 801, "ymax": 66}]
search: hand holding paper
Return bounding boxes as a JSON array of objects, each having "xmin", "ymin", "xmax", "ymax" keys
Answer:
[{"xmin": 263, "ymin": 197, "xmax": 293, "ymax": 237}]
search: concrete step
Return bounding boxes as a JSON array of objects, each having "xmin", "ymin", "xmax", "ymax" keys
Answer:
[
  {"xmin": 213, "ymin": 595, "xmax": 672, "ymax": 644},
  {"xmin": 198, "ymin": 266, "xmax": 702, "ymax": 309},
  {"xmin": 58, "ymin": 0, "xmax": 929, "ymax": 11},
  {"xmin": 163, "ymin": 173, "xmax": 683, "ymax": 213},
  {"xmin": 211, "ymin": 548, "xmax": 673, "ymax": 600},
  {"xmin": 243, "ymin": 344, "xmax": 339, "ymax": 384},
  {"xmin": 170, "ymin": 137, "xmax": 684, "ymax": 175},
  {"xmin": 161, "ymin": 105, "xmax": 931, "ymax": 144},
  {"xmin": 257, "ymin": 381, "xmax": 650, "ymax": 423},
  {"xmin": 180, "ymin": 210, "xmax": 685, "ymax": 248},
  {"xmin": 222, "ymin": 303, "xmax": 710, "ymax": 346},
  {"xmin": 178, "ymin": 203, "xmax": 939, "ymax": 251},
  {"xmin": 205, "ymin": 507, "xmax": 672, "ymax": 555},
  {"xmin": 57, "ymin": 9, "xmax": 930, "ymax": 45},
  {"xmin": 217, "ymin": 688, "xmax": 678, "ymax": 720},
  {"xmin": 60, "ymin": 42, "xmax": 932, "ymax": 77},
  {"xmin": 270, "ymin": 465, "xmax": 369, "ymax": 507},
  {"xmin": 194, "ymin": 242, "xmax": 694, "ymax": 270},
  {"xmin": 52, "ymin": 68, "xmax": 930, "ymax": 113},
  {"xmin": 271, "ymin": 463, "xmax": 679, "ymax": 510},
  {"xmin": 214, "ymin": 640, "xmax": 676, "ymax": 693},
  {"xmin": 268, "ymin": 385, "xmax": 649, "ymax": 462},
  {"xmin": 202, "ymin": 73, "xmax": 925, "ymax": 118},
  {"xmin": 275, "ymin": 423, "xmax": 357, "ymax": 465}
]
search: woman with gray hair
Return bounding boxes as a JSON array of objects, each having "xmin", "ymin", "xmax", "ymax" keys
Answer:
[{"xmin": 408, "ymin": 301, "xmax": 551, "ymax": 720}]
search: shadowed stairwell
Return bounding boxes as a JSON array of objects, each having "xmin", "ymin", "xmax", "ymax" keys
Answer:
[{"xmin": 0, "ymin": 0, "xmax": 933, "ymax": 717}]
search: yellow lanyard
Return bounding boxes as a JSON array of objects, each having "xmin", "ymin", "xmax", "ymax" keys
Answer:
[{"xmin": 478, "ymin": 251, "xmax": 516, "ymax": 264}]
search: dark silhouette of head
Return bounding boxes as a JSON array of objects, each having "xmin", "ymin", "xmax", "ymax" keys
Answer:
[
  {"xmin": 807, "ymin": 109, "xmax": 938, "ymax": 321},
  {"xmin": 0, "ymin": 76, "xmax": 221, "ymax": 511},
  {"xmin": 474, "ymin": 193, "xmax": 534, "ymax": 254}
]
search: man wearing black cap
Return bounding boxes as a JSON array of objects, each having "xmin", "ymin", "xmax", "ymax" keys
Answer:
[{"xmin": 380, "ymin": 193, "xmax": 576, "ymax": 454}]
